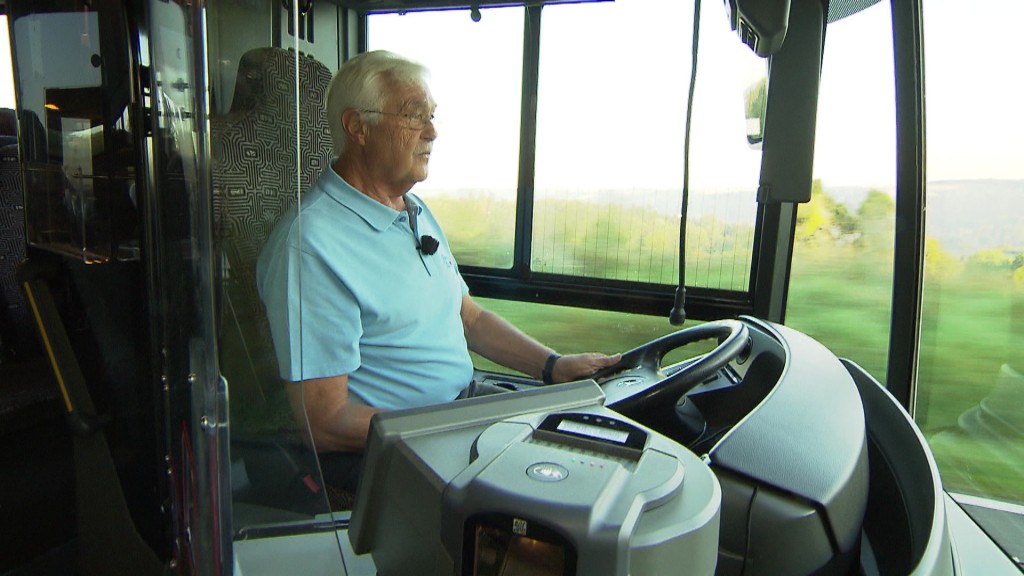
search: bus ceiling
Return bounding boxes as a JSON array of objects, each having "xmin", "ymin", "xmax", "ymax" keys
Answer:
[{"xmin": 336, "ymin": 0, "xmax": 612, "ymax": 14}]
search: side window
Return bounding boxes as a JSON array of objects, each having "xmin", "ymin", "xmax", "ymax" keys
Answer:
[
  {"xmin": 369, "ymin": 0, "xmax": 762, "ymax": 291},
  {"xmin": 0, "ymin": 19, "xmax": 12, "ymax": 109},
  {"xmin": 8, "ymin": 5, "xmax": 138, "ymax": 262},
  {"xmin": 918, "ymin": 0, "xmax": 1024, "ymax": 519},
  {"xmin": 368, "ymin": 1, "xmax": 765, "ymax": 356},
  {"xmin": 786, "ymin": 3, "xmax": 896, "ymax": 381},
  {"xmin": 368, "ymin": 8, "xmax": 524, "ymax": 269},
  {"xmin": 533, "ymin": 0, "xmax": 761, "ymax": 290},
  {"xmin": 789, "ymin": 0, "xmax": 1024, "ymax": 531}
]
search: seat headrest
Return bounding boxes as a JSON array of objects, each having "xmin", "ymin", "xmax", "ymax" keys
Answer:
[{"xmin": 227, "ymin": 47, "xmax": 332, "ymax": 115}]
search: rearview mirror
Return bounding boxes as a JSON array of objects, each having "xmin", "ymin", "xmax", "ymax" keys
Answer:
[{"xmin": 744, "ymin": 73, "xmax": 768, "ymax": 148}]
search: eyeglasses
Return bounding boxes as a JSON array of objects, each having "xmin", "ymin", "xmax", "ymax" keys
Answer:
[{"xmin": 360, "ymin": 109, "xmax": 436, "ymax": 130}]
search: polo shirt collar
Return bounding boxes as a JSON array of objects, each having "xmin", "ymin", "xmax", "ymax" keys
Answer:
[{"xmin": 321, "ymin": 168, "xmax": 421, "ymax": 232}]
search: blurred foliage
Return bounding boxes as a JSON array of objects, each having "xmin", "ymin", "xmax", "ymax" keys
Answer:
[
  {"xmin": 789, "ymin": 180, "xmax": 1023, "ymax": 503},
  {"xmin": 428, "ymin": 193, "xmax": 755, "ymax": 290}
]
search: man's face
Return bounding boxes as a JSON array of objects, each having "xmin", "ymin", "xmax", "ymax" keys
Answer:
[{"xmin": 363, "ymin": 78, "xmax": 437, "ymax": 194}]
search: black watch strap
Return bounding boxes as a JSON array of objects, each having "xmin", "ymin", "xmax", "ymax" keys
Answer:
[{"xmin": 542, "ymin": 353, "xmax": 561, "ymax": 385}]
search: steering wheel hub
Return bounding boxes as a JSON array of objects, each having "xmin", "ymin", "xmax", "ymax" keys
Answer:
[{"xmin": 610, "ymin": 376, "xmax": 648, "ymax": 388}]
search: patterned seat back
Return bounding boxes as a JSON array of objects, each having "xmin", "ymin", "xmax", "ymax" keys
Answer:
[
  {"xmin": 1, "ymin": 134, "xmax": 35, "ymax": 360},
  {"xmin": 212, "ymin": 48, "xmax": 333, "ymax": 417}
]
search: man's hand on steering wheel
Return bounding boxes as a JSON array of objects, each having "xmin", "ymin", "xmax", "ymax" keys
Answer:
[{"xmin": 550, "ymin": 352, "xmax": 623, "ymax": 384}]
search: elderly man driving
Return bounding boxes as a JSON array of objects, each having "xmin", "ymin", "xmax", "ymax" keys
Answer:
[{"xmin": 257, "ymin": 50, "xmax": 619, "ymax": 491}]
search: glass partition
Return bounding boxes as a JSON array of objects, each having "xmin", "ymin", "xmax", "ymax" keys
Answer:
[
  {"xmin": 10, "ymin": 1, "xmax": 138, "ymax": 262},
  {"xmin": 6, "ymin": 0, "xmax": 236, "ymax": 571},
  {"xmin": 206, "ymin": 0, "xmax": 345, "ymax": 564},
  {"xmin": 145, "ymin": 0, "xmax": 234, "ymax": 570}
]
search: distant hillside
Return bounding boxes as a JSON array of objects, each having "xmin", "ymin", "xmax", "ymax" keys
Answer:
[
  {"xmin": 827, "ymin": 179, "xmax": 1023, "ymax": 256},
  {"xmin": 926, "ymin": 180, "xmax": 1024, "ymax": 256},
  {"xmin": 682, "ymin": 179, "xmax": 1024, "ymax": 258},
  {"xmin": 426, "ymin": 179, "xmax": 1024, "ymax": 258}
]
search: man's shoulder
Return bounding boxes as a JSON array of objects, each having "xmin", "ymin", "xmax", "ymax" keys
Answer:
[{"xmin": 299, "ymin": 192, "xmax": 362, "ymax": 234}]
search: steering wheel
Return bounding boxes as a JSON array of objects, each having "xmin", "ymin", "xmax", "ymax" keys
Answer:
[{"xmin": 595, "ymin": 319, "xmax": 750, "ymax": 418}]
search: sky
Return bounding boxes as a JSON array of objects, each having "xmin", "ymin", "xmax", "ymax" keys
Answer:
[
  {"xmin": 365, "ymin": 0, "xmax": 1024, "ymax": 191},
  {"xmin": 919, "ymin": 0, "xmax": 1024, "ymax": 182},
  {"xmin": 2, "ymin": 1, "xmax": 1021, "ymax": 187},
  {"xmin": 368, "ymin": 0, "xmax": 767, "ymax": 192},
  {"xmin": 815, "ymin": 0, "xmax": 1023, "ymax": 185}
]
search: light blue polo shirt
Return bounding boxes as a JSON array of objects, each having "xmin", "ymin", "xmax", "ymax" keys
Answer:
[{"xmin": 256, "ymin": 168, "xmax": 473, "ymax": 410}]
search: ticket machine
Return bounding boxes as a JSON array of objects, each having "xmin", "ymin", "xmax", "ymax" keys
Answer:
[{"xmin": 348, "ymin": 381, "xmax": 722, "ymax": 576}]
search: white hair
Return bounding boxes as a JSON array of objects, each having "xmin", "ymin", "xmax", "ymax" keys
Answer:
[{"xmin": 325, "ymin": 50, "xmax": 431, "ymax": 157}]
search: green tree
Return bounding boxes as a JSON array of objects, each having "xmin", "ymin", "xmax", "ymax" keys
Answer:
[
  {"xmin": 795, "ymin": 180, "xmax": 835, "ymax": 243},
  {"xmin": 855, "ymin": 189, "xmax": 895, "ymax": 253},
  {"xmin": 795, "ymin": 179, "xmax": 862, "ymax": 246},
  {"xmin": 832, "ymin": 202, "xmax": 858, "ymax": 241},
  {"xmin": 924, "ymin": 237, "xmax": 963, "ymax": 281},
  {"xmin": 967, "ymin": 248, "xmax": 1014, "ymax": 272}
]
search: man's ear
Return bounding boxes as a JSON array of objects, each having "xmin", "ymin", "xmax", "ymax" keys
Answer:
[{"xmin": 341, "ymin": 109, "xmax": 368, "ymax": 146}]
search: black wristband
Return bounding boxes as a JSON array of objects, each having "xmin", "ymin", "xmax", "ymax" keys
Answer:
[{"xmin": 542, "ymin": 353, "xmax": 561, "ymax": 385}]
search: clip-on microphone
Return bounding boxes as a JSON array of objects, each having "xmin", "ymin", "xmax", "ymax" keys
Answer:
[
  {"xmin": 405, "ymin": 196, "xmax": 439, "ymax": 255},
  {"xmin": 419, "ymin": 235, "xmax": 439, "ymax": 255}
]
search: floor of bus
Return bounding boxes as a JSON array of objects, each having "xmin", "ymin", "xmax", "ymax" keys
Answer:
[{"xmin": 0, "ymin": 352, "xmax": 77, "ymax": 576}]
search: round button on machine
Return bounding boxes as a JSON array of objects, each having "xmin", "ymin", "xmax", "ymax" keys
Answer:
[{"xmin": 526, "ymin": 462, "xmax": 569, "ymax": 482}]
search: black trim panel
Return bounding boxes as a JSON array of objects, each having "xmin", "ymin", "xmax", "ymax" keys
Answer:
[{"xmin": 463, "ymin": 270, "xmax": 753, "ymax": 320}]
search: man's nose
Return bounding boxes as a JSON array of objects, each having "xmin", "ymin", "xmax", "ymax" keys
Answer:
[{"xmin": 422, "ymin": 123, "xmax": 437, "ymax": 141}]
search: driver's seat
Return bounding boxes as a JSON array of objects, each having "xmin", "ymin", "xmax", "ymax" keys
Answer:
[
  {"xmin": 211, "ymin": 47, "xmax": 342, "ymax": 515},
  {"xmin": 212, "ymin": 47, "xmax": 333, "ymax": 409}
]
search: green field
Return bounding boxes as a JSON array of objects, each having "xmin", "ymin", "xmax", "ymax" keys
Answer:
[{"xmin": 227, "ymin": 183, "xmax": 1024, "ymax": 506}]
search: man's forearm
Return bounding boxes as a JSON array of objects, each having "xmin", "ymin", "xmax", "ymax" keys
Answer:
[
  {"xmin": 315, "ymin": 400, "xmax": 383, "ymax": 452},
  {"xmin": 289, "ymin": 377, "xmax": 384, "ymax": 453},
  {"xmin": 463, "ymin": 306, "xmax": 553, "ymax": 379}
]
